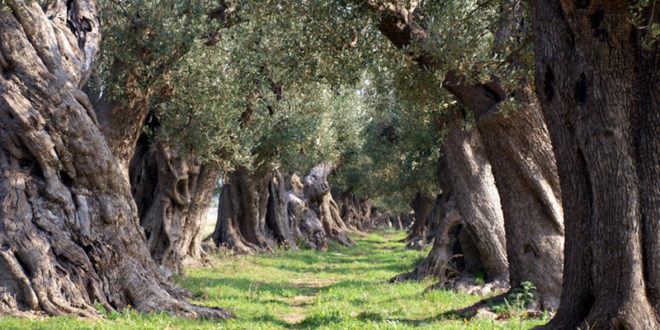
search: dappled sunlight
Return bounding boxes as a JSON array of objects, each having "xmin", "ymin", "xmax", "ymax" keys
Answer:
[{"xmin": 172, "ymin": 229, "xmax": 548, "ymax": 329}]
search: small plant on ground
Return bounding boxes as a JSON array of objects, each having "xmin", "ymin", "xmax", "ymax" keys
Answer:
[{"xmin": 490, "ymin": 280, "xmax": 538, "ymax": 316}]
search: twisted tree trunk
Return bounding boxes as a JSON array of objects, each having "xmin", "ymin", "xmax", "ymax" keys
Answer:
[
  {"xmin": 338, "ymin": 190, "xmax": 372, "ymax": 231},
  {"xmin": 391, "ymin": 190, "xmax": 464, "ymax": 282},
  {"xmin": 405, "ymin": 192, "xmax": 436, "ymax": 244},
  {"xmin": 286, "ymin": 174, "xmax": 327, "ymax": 249},
  {"xmin": 392, "ymin": 116, "xmax": 509, "ymax": 286},
  {"xmin": 534, "ymin": 1, "xmax": 660, "ymax": 328},
  {"xmin": 208, "ymin": 167, "xmax": 275, "ymax": 254},
  {"xmin": 130, "ymin": 140, "xmax": 220, "ymax": 275},
  {"xmin": 473, "ymin": 89, "xmax": 564, "ymax": 310},
  {"xmin": 0, "ymin": 0, "xmax": 230, "ymax": 318},
  {"xmin": 442, "ymin": 115, "xmax": 510, "ymax": 284},
  {"xmin": 303, "ymin": 164, "xmax": 355, "ymax": 247},
  {"xmin": 365, "ymin": 2, "xmax": 564, "ymax": 309},
  {"xmin": 266, "ymin": 170, "xmax": 297, "ymax": 250}
]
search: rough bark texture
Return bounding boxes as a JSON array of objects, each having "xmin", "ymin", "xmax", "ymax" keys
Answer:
[
  {"xmin": 364, "ymin": 1, "xmax": 565, "ymax": 309},
  {"xmin": 534, "ymin": 1, "xmax": 660, "ymax": 328},
  {"xmin": 130, "ymin": 140, "xmax": 220, "ymax": 275},
  {"xmin": 391, "ymin": 192, "xmax": 464, "ymax": 282},
  {"xmin": 337, "ymin": 190, "xmax": 372, "ymax": 231},
  {"xmin": 405, "ymin": 192, "xmax": 436, "ymax": 243},
  {"xmin": 88, "ymin": 75, "xmax": 151, "ymax": 174},
  {"xmin": 391, "ymin": 117, "xmax": 509, "ymax": 288},
  {"xmin": 442, "ymin": 115, "xmax": 510, "ymax": 284},
  {"xmin": 208, "ymin": 165, "xmax": 355, "ymax": 254},
  {"xmin": 0, "ymin": 0, "xmax": 230, "ymax": 318},
  {"xmin": 286, "ymin": 174, "xmax": 327, "ymax": 250},
  {"xmin": 303, "ymin": 164, "xmax": 355, "ymax": 247},
  {"xmin": 266, "ymin": 170, "xmax": 298, "ymax": 250},
  {"xmin": 208, "ymin": 167, "xmax": 275, "ymax": 254},
  {"xmin": 474, "ymin": 89, "xmax": 565, "ymax": 310}
]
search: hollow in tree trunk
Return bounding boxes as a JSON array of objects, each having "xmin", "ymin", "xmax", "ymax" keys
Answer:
[
  {"xmin": 303, "ymin": 164, "xmax": 355, "ymax": 247},
  {"xmin": 533, "ymin": 1, "xmax": 660, "ymax": 328},
  {"xmin": 0, "ymin": 0, "xmax": 230, "ymax": 318},
  {"xmin": 130, "ymin": 140, "xmax": 220, "ymax": 275},
  {"xmin": 391, "ymin": 190, "xmax": 464, "ymax": 282},
  {"xmin": 286, "ymin": 173, "xmax": 328, "ymax": 250},
  {"xmin": 442, "ymin": 115, "xmax": 510, "ymax": 285}
]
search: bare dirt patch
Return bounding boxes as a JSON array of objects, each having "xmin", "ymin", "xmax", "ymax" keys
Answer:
[
  {"xmin": 281, "ymin": 312, "xmax": 307, "ymax": 323},
  {"xmin": 277, "ymin": 278, "xmax": 338, "ymax": 324},
  {"xmin": 287, "ymin": 277, "xmax": 336, "ymax": 288}
]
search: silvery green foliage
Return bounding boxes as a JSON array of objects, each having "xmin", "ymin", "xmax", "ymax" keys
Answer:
[
  {"xmin": 330, "ymin": 70, "xmax": 446, "ymax": 213},
  {"xmin": 96, "ymin": 0, "xmax": 531, "ymax": 188}
]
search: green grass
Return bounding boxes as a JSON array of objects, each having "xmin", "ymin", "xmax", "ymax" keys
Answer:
[{"xmin": 0, "ymin": 229, "xmax": 547, "ymax": 329}]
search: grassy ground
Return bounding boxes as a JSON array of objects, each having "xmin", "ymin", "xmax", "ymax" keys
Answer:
[{"xmin": 0, "ymin": 229, "xmax": 547, "ymax": 329}]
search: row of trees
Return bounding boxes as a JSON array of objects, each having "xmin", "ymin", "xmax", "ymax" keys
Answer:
[{"xmin": 0, "ymin": 0, "xmax": 658, "ymax": 328}]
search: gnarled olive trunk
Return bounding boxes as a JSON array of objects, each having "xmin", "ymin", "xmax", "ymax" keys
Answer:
[
  {"xmin": 130, "ymin": 140, "xmax": 220, "ymax": 275},
  {"xmin": 286, "ymin": 173, "xmax": 327, "ymax": 249},
  {"xmin": 368, "ymin": 1, "xmax": 564, "ymax": 310},
  {"xmin": 303, "ymin": 164, "xmax": 355, "ymax": 247},
  {"xmin": 391, "ymin": 191, "xmax": 464, "ymax": 282},
  {"xmin": 266, "ymin": 170, "xmax": 297, "ymax": 250},
  {"xmin": 393, "ymin": 117, "xmax": 508, "ymax": 286},
  {"xmin": 534, "ymin": 1, "xmax": 660, "ymax": 328},
  {"xmin": 405, "ymin": 192, "xmax": 436, "ymax": 243},
  {"xmin": 474, "ymin": 90, "xmax": 564, "ymax": 310},
  {"xmin": 208, "ymin": 167, "xmax": 299, "ymax": 254},
  {"xmin": 442, "ymin": 115, "xmax": 510, "ymax": 284},
  {"xmin": 338, "ymin": 190, "xmax": 372, "ymax": 231},
  {"xmin": 208, "ymin": 167, "xmax": 275, "ymax": 254},
  {"xmin": 0, "ymin": 0, "xmax": 230, "ymax": 318}
]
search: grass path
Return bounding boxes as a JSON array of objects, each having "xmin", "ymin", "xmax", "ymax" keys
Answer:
[{"xmin": 0, "ymin": 229, "xmax": 547, "ymax": 329}]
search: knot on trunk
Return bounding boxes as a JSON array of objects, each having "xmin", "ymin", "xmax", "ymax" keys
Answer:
[{"xmin": 156, "ymin": 143, "xmax": 200, "ymax": 207}]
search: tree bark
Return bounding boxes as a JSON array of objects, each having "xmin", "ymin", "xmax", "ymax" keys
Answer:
[
  {"xmin": 0, "ymin": 0, "xmax": 230, "ymax": 318},
  {"xmin": 390, "ymin": 214, "xmax": 403, "ymax": 230},
  {"xmin": 391, "ymin": 191, "xmax": 464, "ymax": 282},
  {"xmin": 286, "ymin": 173, "xmax": 328, "ymax": 250},
  {"xmin": 302, "ymin": 164, "xmax": 355, "ymax": 247},
  {"xmin": 473, "ymin": 89, "xmax": 565, "ymax": 310},
  {"xmin": 266, "ymin": 170, "xmax": 297, "ymax": 250},
  {"xmin": 338, "ymin": 190, "xmax": 372, "ymax": 231},
  {"xmin": 208, "ymin": 166, "xmax": 275, "ymax": 254},
  {"xmin": 88, "ymin": 75, "xmax": 151, "ymax": 174},
  {"xmin": 442, "ymin": 115, "xmax": 510, "ymax": 284},
  {"xmin": 364, "ymin": 2, "xmax": 565, "ymax": 309},
  {"xmin": 533, "ymin": 1, "xmax": 660, "ymax": 328},
  {"xmin": 130, "ymin": 141, "xmax": 220, "ymax": 275},
  {"xmin": 405, "ymin": 192, "xmax": 436, "ymax": 243},
  {"xmin": 392, "ymin": 117, "xmax": 509, "ymax": 286}
]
